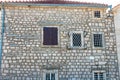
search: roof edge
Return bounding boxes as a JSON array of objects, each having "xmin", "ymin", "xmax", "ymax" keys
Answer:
[
  {"xmin": 113, "ymin": 4, "xmax": 120, "ymax": 11},
  {"xmin": 0, "ymin": 2, "xmax": 109, "ymax": 8}
]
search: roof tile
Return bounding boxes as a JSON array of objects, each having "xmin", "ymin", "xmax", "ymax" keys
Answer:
[{"xmin": 0, "ymin": 0, "xmax": 108, "ymax": 7}]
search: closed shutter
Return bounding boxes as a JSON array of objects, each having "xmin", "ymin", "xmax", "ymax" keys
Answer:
[{"xmin": 43, "ymin": 27, "xmax": 58, "ymax": 45}]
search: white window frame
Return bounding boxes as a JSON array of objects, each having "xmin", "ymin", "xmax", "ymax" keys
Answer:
[
  {"xmin": 92, "ymin": 32, "xmax": 105, "ymax": 49},
  {"xmin": 43, "ymin": 70, "xmax": 58, "ymax": 80},
  {"xmin": 93, "ymin": 70, "xmax": 106, "ymax": 80},
  {"xmin": 92, "ymin": 10, "xmax": 103, "ymax": 19},
  {"xmin": 70, "ymin": 31, "xmax": 84, "ymax": 48},
  {"xmin": 41, "ymin": 26, "xmax": 60, "ymax": 47},
  {"xmin": 94, "ymin": 11, "xmax": 101, "ymax": 18}
]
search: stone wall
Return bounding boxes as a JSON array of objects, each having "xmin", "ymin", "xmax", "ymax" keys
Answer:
[
  {"xmin": 113, "ymin": 6, "xmax": 120, "ymax": 79},
  {"xmin": 0, "ymin": 6, "xmax": 1, "ymax": 39},
  {"xmin": 1, "ymin": 5, "xmax": 119, "ymax": 80}
]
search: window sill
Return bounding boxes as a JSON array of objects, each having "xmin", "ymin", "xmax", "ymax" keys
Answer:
[
  {"xmin": 93, "ymin": 47, "xmax": 105, "ymax": 50},
  {"xmin": 41, "ymin": 44, "xmax": 60, "ymax": 48},
  {"xmin": 92, "ymin": 17, "xmax": 102, "ymax": 20},
  {"xmin": 67, "ymin": 46, "xmax": 86, "ymax": 50}
]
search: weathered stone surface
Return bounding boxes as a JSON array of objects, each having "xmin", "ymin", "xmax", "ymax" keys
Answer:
[
  {"xmin": 0, "ymin": 3, "xmax": 119, "ymax": 80},
  {"xmin": 113, "ymin": 4, "xmax": 120, "ymax": 79}
]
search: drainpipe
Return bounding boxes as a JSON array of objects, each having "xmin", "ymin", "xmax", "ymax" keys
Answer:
[{"xmin": 0, "ymin": 2, "xmax": 5, "ymax": 69}]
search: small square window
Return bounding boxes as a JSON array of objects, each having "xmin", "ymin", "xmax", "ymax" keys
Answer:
[
  {"xmin": 94, "ymin": 11, "xmax": 101, "ymax": 18},
  {"xmin": 43, "ymin": 27, "xmax": 58, "ymax": 45},
  {"xmin": 93, "ymin": 34, "xmax": 103, "ymax": 47},
  {"xmin": 93, "ymin": 71, "xmax": 106, "ymax": 80},
  {"xmin": 70, "ymin": 31, "xmax": 84, "ymax": 48}
]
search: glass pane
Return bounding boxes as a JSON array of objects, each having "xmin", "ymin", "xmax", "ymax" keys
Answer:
[
  {"xmin": 99, "ymin": 73, "xmax": 104, "ymax": 80},
  {"xmin": 46, "ymin": 73, "xmax": 50, "ymax": 80},
  {"xmin": 94, "ymin": 72, "xmax": 99, "ymax": 80},
  {"xmin": 94, "ymin": 11, "xmax": 100, "ymax": 18},
  {"xmin": 51, "ymin": 73, "xmax": 55, "ymax": 80},
  {"xmin": 72, "ymin": 33, "xmax": 81, "ymax": 47}
]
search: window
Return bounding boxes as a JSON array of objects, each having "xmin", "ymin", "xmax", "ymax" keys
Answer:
[
  {"xmin": 93, "ymin": 71, "xmax": 106, "ymax": 80},
  {"xmin": 43, "ymin": 27, "xmax": 58, "ymax": 45},
  {"xmin": 94, "ymin": 11, "xmax": 101, "ymax": 18},
  {"xmin": 73, "ymin": 33, "xmax": 81, "ymax": 47},
  {"xmin": 43, "ymin": 70, "xmax": 58, "ymax": 80},
  {"xmin": 46, "ymin": 73, "xmax": 55, "ymax": 80},
  {"xmin": 70, "ymin": 31, "xmax": 84, "ymax": 48},
  {"xmin": 93, "ymin": 34, "xmax": 103, "ymax": 47}
]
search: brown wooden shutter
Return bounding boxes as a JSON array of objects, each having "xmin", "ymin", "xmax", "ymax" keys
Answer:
[{"xmin": 43, "ymin": 27, "xmax": 58, "ymax": 45}]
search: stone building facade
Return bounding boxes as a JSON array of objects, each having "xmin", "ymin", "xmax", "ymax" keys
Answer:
[
  {"xmin": 0, "ymin": 1, "xmax": 119, "ymax": 80},
  {"xmin": 113, "ymin": 4, "xmax": 120, "ymax": 79}
]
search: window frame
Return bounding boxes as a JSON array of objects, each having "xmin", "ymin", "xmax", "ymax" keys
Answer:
[
  {"xmin": 93, "ymin": 70, "xmax": 106, "ymax": 80},
  {"xmin": 94, "ymin": 11, "xmax": 101, "ymax": 18},
  {"xmin": 43, "ymin": 70, "xmax": 58, "ymax": 80},
  {"xmin": 92, "ymin": 32, "xmax": 105, "ymax": 49},
  {"xmin": 42, "ymin": 26, "xmax": 60, "ymax": 47},
  {"xmin": 92, "ymin": 10, "xmax": 103, "ymax": 19},
  {"xmin": 70, "ymin": 31, "xmax": 84, "ymax": 49}
]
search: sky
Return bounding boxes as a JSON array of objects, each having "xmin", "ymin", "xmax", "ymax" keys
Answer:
[
  {"xmin": 2, "ymin": 0, "xmax": 120, "ymax": 7},
  {"xmin": 70, "ymin": 0, "xmax": 120, "ymax": 7}
]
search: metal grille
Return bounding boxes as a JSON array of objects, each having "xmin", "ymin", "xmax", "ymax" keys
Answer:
[
  {"xmin": 94, "ymin": 34, "xmax": 103, "ymax": 47},
  {"xmin": 94, "ymin": 11, "xmax": 101, "ymax": 18},
  {"xmin": 72, "ymin": 33, "xmax": 81, "ymax": 47},
  {"xmin": 94, "ymin": 72, "xmax": 104, "ymax": 80}
]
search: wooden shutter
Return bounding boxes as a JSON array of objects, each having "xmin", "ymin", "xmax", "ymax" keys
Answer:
[{"xmin": 43, "ymin": 27, "xmax": 58, "ymax": 45}]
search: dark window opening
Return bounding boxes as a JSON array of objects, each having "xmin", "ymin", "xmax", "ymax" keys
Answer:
[
  {"xmin": 94, "ymin": 72, "xmax": 104, "ymax": 80},
  {"xmin": 46, "ymin": 73, "xmax": 55, "ymax": 80},
  {"xmin": 94, "ymin": 11, "xmax": 101, "ymax": 18},
  {"xmin": 93, "ymin": 34, "xmax": 103, "ymax": 47}
]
